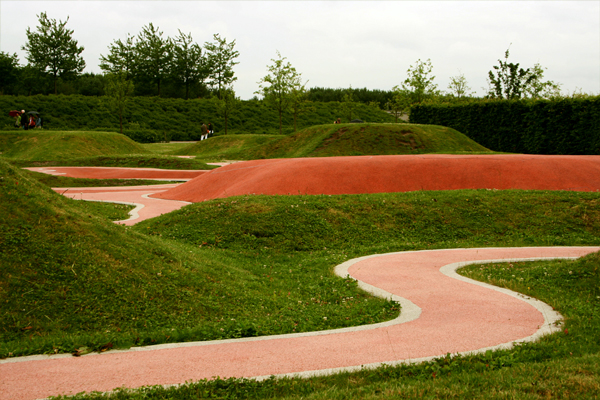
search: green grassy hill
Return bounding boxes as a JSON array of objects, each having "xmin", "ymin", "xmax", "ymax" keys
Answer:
[
  {"xmin": 173, "ymin": 123, "xmax": 492, "ymax": 160},
  {"xmin": 0, "ymin": 131, "xmax": 150, "ymax": 161},
  {"xmin": 0, "ymin": 158, "xmax": 396, "ymax": 358}
]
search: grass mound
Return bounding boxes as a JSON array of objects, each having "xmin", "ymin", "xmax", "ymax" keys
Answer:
[
  {"xmin": 0, "ymin": 159, "xmax": 396, "ymax": 358},
  {"xmin": 172, "ymin": 134, "xmax": 282, "ymax": 160},
  {"xmin": 0, "ymin": 131, "xmax": 151, "ymax": 161},
  {"xmin": 136, "ymin": 190, "xmax": 600, "ymax": 254},
  {"xmin": 173, "ymin": 123, "xmax": 491, "ymax": 160}
]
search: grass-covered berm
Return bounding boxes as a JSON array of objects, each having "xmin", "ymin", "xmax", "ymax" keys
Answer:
[
  {"xmin": 0, "ymin": 158, "xmax": 398, "ymax": 358},
  {"xmin": 172, "ymin": 123, "xmax": 492, "ymax": 161},
  {"xmin": 0, "ymin": 131, "xmax": 216, "ymax": 170}
]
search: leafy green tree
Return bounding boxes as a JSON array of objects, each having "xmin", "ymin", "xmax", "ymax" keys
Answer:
[
  {"xmin": 17, "ymin": 64, "xmax": 48, "ymax": 95},
  {"xmin": 289, "ymin": 81, "xmax": 313, "ymax": 132},
  {"xmin": 100, "ymin": 34, "xmax": 136, "ymax": 78},
  {"xmin": 447, "ymin": 71, "xmax": 474, "ymax": 98},
  {"xmin": 402, "ymin": 58, "xmax": 439, "ymax": 104},
  {"xmin": 389, "ymin": 86, "xmax": 411, "ymax": 123},
  {"xmin": 172, "ymin": 30, "xmax": 205, "ymax": 100},
  {"xmin": 214, "ymin": 86, "xmax": 239, "ymax": 135},
  {"xmin": 22, "ymin": 12, "xmax": 86, "ymax": 94},
  {"xmin": 523, "ymin": 63, "xmax": 561, "ymax": 99},
  {"xmin": 204, "ymin": 34, "xmax": 239, "ymax": 100},
  {"xmin": 487, "ymin": 47, "xmax": 536, "ymax": 100},
  {"xmin": 0, "ymin": 52, "xmax": 20, "ymax": 95},
  {"xmin": 135, "ymin": 23, "xmax": 173, "ymax": 96},
  {"xmin": 256, "ymin": 51, "xmax": 304, "ymax": 134},
  {"xmin": 104, "ymin": 72, "xmax": 135, "ymax": 134},
  {"xmin": 339, "ymin": 87, "xmax": 359, "ymax": 122}
]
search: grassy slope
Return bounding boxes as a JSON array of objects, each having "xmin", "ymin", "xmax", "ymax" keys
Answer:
[
  {"xmin": 173, "ymin": 123, "xmax": 492, "ymax": 160},
  {"xmin": 0, "ymin": 159, "xmax": 396, "ymax": 358},
  {"xmin": 0, "ymin": 131, "xmax": 150, "ymax": 161}
]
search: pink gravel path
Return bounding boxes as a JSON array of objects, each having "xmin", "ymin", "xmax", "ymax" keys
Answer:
[
  {"xmin": 26, "ymin": 166, "xmax": 207, "ymax": 181},
  {"xmin": 53, "ymin": 184, "xmax": 191, "ymax": 226},
  {"xmin": 1, "ymin": 247, "xmax": 598, "ymax": 400}
]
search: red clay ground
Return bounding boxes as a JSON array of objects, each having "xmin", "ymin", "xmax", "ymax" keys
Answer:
[
  {"xmin": 152, "ymin": 154, "xmax": 600, "ymax": 203},
  {"xmin": 2, "ymin": 246, "xmax": 598, "ymax": 400}
]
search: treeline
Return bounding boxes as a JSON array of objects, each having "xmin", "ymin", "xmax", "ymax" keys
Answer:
[
  {"xmin": 410, "ymin": 96, "xmax": 600, "ymax": 155},
  {"xmin": 0, "ymin": 95, "xmax": 395, "ymax": 141}
]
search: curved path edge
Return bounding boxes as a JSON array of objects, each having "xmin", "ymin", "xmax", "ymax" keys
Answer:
[{"xmin": 1, "ymin": 247, "xmax": 598, "ymax": 400}]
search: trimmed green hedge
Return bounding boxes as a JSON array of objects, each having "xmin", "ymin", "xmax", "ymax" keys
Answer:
[
  {"xmin": 409, "ymin": 97, "xmax": 600, "ymax": 154},
  {"xmin": 0, "ymin": 95, "xmax": 395, "ymax": 142}
]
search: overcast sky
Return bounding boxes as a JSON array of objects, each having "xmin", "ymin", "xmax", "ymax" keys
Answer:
[{"xmin": 1, "ymin": 1, "xmax": 599, "ymax": 100}]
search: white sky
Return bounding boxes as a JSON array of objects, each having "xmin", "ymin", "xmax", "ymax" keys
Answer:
[{"xmin": 1, "ymin": 1, "xmax": 599, "ymax": 100}]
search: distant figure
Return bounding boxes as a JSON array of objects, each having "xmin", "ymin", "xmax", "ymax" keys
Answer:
[
  {"xmin": 334, "ymin": 118, "xmax": 341, "ymax": 124},
  {"xmin": 14, "ymin": 113, "xmax": 21, "ymax": 128},
  {"xmin": 20, "ymin": 110, "xmax": 28, "ymax": 130},
  {"xmin": 208, "ymin": 122, "xmax": 214, "ymax": 136},
  {"xmin": 28, "ymin": 115, "xmax": 36, "ymax": 129},
  {"xmin": 35, "ymin": 116, "xmax": 42, "ymax": 128},
  {"xmin": 201, "ymin": 123, "xmax": 208, "ymax": 140}
]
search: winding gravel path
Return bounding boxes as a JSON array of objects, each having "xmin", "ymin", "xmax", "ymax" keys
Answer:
[{"xmin": 1, "ymin": 247, "xmax": 598, "ymax": 400}]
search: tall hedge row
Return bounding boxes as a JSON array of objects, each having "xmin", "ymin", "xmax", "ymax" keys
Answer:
[
  {"xmin": 410, "ymin": 97, "xmax": 600, "ymax": 155},
  {"xmin": 0, "ymin": 95, "xmax": 395, "ymax": 142}
]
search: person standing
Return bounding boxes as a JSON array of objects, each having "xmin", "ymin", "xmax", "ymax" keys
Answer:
[
  {"xmin": 208, "ymin": 122, "xmax": 213, "ymax": 136},
  {"xmin": 201, "ymin": 123, "xmax": 208, "ymax": 140},
  {"xmin": 20, "ymin": 110, "xmax": 28, "ymax": 130}
]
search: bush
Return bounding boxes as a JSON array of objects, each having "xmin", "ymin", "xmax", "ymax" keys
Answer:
[
  {"xmin": 0, "ymin": 95, "xmax": 396, "ymax": 142},
  {"xmin": 409, "ymin": 97, "xmax": 600, "ymax": 155}
]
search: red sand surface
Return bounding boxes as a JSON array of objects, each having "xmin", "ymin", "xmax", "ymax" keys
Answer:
[
  {"xmin": 152, "ymin": 154, "xmax": 600, "ymax": 203},
  {"xmin": 2, "ymin": 246, "xmax": 598, "ymax": 400},
  {"xmin": 26, "ymin": 167, "xmax": 207, "ymax": 181}
]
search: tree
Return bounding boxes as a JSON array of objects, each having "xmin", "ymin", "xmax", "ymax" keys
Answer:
[
  {"xmin": 22, "ymin": 12, "xmax": 86, "ymax": 94},
  {"xmin": 135, "ymin": 23, "xmax": 173, "ymax": 96},
  {"xmin": 214, "ymin": 86, "xmax": 239, "ymax": 135},
  {"xmin": 255, "ymin": 51, "xmax": 304, "ymax": 134},
  {"xmin": 447, "ymin": 71, "xmax": 474, "ymax": 98},
  {"xmin": 487, "ymin": 47, "xmax": 535, "ymax": 100},
  {"xmin": 389, "ymin": 86, "xmax": 411, "ymax": 123},
  {"xmin": 289, "ymin": 80, "xmax": 313, "ymax": 132},
  {"xmin": 100, "ymin": 34, "xmax": 136, "ymax": 78},
  {"xmin": 523, "ymin": 63, "xmax": 561, "ymax": 99},
  {"xmin": 204, "ymin": 34, "xmax": 239, "ymax": 99},
  {"xmin": 0, "ymin": 52, "xmax": 20, "ymax": 95},
  {"xmin": 339, "ymin": 87, "xmax": 359, "ymax": 122},
  {"xmin": 104, "ymin": 72, "xmax": 135, "ymax": 134},
  {"xmin": 172, "ymin": 30, "xmax": 205, "ymax": 100},
  {"xmin": 402, "ymin": 58, "xmax": 439, "ymax": 104}
]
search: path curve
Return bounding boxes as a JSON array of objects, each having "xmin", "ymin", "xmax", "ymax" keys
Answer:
[
  {"xmin": 26, "ymin": 166, "xmax": 208, "ymax": 181},
  {"xmin": 53, "ymin": 184, "xmax": 191, "ymax": 226},
  {"xmin": 1, "ymin": 246, "xmax": 598, "ymax": 400}
]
